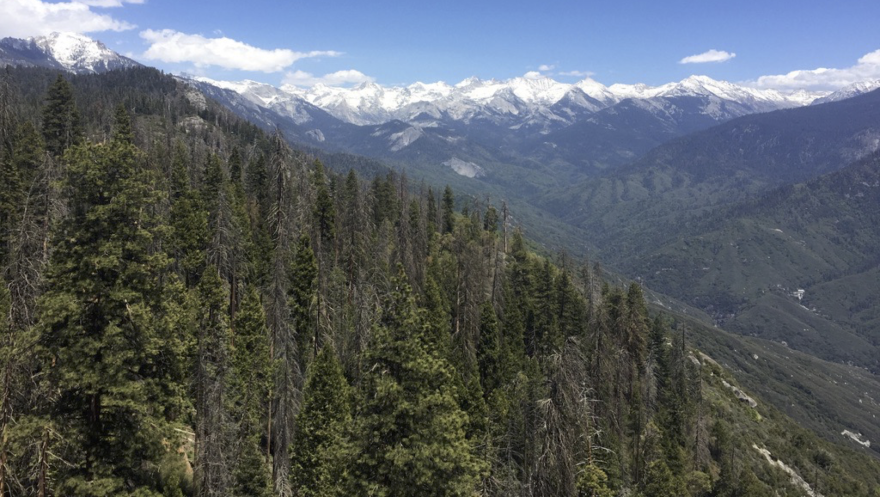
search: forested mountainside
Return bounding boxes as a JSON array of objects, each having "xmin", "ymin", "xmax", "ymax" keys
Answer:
[{"xmin": 1, "ymin": 67, "xmax": 879, "ymax": 496}]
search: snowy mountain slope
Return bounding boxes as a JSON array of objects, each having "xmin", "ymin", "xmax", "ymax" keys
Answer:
[
  {"xmin": 242, "ymin": 73, "xmax": 831, "ymax": 132},
  {"xmin": 812, "ymin": 80, "xmax": 880, "ymax": 105},
  {"xmin": 185, "ymin": 70, "xmax": 846, "ymax": 178},
  {"xmin": 0, "ymin": 32, "xmax": 141, "ymax": 74}
]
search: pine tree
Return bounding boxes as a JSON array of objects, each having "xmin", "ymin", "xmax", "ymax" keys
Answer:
[
  {"xmin": 290, "ymin": 346, "xmax": 352, "ymax": 497},
  {"xmin": 577, "ymin": 463, "xmax": 613, "ymax": 497},
  {"xmin": 228, "ymin": 147, "xmax": 243, "ymax": 186},
  {"xmin": 41, "ymin": 74, "xmax": 82, "ymax": 157},
  {"xmin": 37, "ymin": 124, "xmax": 183, "ymax": 494},
  {"xmin": 477, "ymin": 301, "xmax": 501, "ymax": 399},
  {"xmin": 483, "ymin": 205, "xmax": 499, "ymax": 233},
  {"xmin": 642, "ymin": 459, "xmax": 685, "ymax": 497},
  {"xmin": 169, "ymin": 143, "xmax": 209, "ymax": 287},
  {"xmin": 290, "ymin": 234, "xmax": 318, "ymax": 367},
  {"xmin": 425, "ymin": 186, "xmax": 438, "ymax": 235},
  {"xmin": 350, "ymin": 269, "xmax": 481, "ymax": 496},
  {"xmin": 266, "ymin": 131, "xmax": 299, "ymax": 497},
  {"xmin": 312, "ymin": 159, "xmax": 337, "ymax": 249},
  {"xmin": 194, "ymin": 268, "xmax": 232, "ymax": 497},
  {"xmin": 230, "ymin": 284, "xmax": 272, "ymax": 497},
  {"xmin": 442, "ymin": 185, "xmax": 455, "ymax": 234},
  {"xmin": 112, "ymin": 104, "xmax": 133, "ymax": 145}
]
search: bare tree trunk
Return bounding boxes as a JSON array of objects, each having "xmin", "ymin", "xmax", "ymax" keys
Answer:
[{"xmin": 37, "ymin": 427, "xmax": 48, "ymax": 497}]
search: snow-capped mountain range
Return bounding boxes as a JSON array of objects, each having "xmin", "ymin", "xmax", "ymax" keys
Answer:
[
  {"xmin": 196, "ymin": 73, "xmax": 832, "ymax": 129},
  {"xmin": 0, "ymin": 32, "xmax": 141, "ymax": 74},
  {"xmin": 812, "ymin": 79, "xmax": 880, "ymax": 105},
  {"xmin": 188, "ymin": 71, "xmax": 880, "ymax": 179},
  {"xmin": 5, "ymin": 32, "xmax": 880, "ymax": 181}
]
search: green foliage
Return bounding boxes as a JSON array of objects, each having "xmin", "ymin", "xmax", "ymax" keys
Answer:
[
  {"xmin": 642, "ymin": 459, "xmax": 685, "ymax": 497},
  {"xmin": 442, "ymin": 184, "xmax": 455, "ymax": 234},
  {"xmin": 229, "ymin": 287, "xmax": 272, "ymax": 497},
  {"xmin": 37, "ymin": 134, "xmax": 180, "ymax": 494},
  {"xmin": 291, "ymin": 346, "xmax": 352, "ymax": 497},
  {"xmin": 312, "ymin": 159, "xmax": 337, "ymax": 246},
  {"xmin": 290, "ymin": 234, "xmax": 318, "ymax": 366},
  {"xmin": 477, "ymin": 301, "xmax": 501, "ymax": 398},
  {"xmin": 112, "ymin": 103, "xmax": 133, "ymax": 145},
  {"xmin": 41, "ymin": 74, "xmax": 82, "ymax": 157},
  {"xmin": 350, "ymin": 269, "xmax": 482, "ymax": 496},
  {"xmin": 169, "ymin": 144, "xmax": 209, "ymax": 287},
  {"xmin": 577, "ymin": 462, "xmax": 613, "ymax": 497}
]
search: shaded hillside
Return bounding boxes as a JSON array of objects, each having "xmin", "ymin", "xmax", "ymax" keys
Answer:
[
  {"xmin": 540, "ymin": 88, "xmax": 880, "ymax": 264},
  {"xmin": 623, "ymin": 152, "xmax": 880, "ymax": 371}
]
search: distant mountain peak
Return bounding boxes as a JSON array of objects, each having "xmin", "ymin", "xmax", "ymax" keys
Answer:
[
  {"xmin": 813, "ymin": 79, "xmax": 880, "ymax": 105},
  {"xmin": 0, "ymin": 31, "xmax": 140, "ymax": 74},
  {"xmin": 455, "ymin": 76, "xmax": 484, "ymax": 88},
  {"xmin": 206, "ymin": 71, "xmax": 841, "ymax": 129}
]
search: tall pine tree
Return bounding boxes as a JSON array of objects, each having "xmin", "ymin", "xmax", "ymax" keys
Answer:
[
  {"xmin": 37, "ymin": 113, "xmax": 184, "ymax": 495},
  {"xmin": 290, "ymin": 346, "xmax": 352, "ymax": 497},
  {"xmin": 41, "ymin": 74, "xmax": 82, "ymax": 158},
  {"xmin": 350, "ymin": 268, "xmax": 482, "ymax": 496}
]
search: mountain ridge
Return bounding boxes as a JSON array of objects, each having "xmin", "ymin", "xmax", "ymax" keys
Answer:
[
  {"xmin": 0, "ymin": 32, "xmax": 141, "ymax": 74},
  {"xmin": 207, "ymin": 72, "xmax": 831, "ymax": 129}
]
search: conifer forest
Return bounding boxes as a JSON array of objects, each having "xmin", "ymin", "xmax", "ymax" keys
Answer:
[{"xmin": 1, "ymin": 67, "xmax": 879, "ymax": 497}]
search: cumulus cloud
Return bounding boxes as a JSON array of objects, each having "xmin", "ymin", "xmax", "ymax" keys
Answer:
[
  {"xmin": 523, "ymin": 71, "xmax": 543, "ymax": 79},
  {"xmin": 747, "ymin": 49, "xmax": 880, "ymax": 90},
  {"xmin": 283, "ymin": 69, "xmax": 374, "ymax": 87},
  {"xmin": 0, "ymin": 0, "xmax": 135, "ymax": 37},
  {"xmin": 140, "ymin": 29, "xmax": 341, "ymax": 72},
  {"xmin": 679, "ymin": 49, "xmax": 736, "ymax": 64},
  {"xmin": 538, "ymin": 64, "xmax": 555, "ymax": 71}
]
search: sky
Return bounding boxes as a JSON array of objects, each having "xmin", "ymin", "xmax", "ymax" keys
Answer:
[{"xmin": 3, "ymin": 0, "xmax": 880, "ymax": 91}]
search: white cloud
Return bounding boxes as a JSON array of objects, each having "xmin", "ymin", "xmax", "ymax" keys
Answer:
[
  {"xmin": 747, "ymin": 49, "xmax": 880, "ymax": 90},
  {"xmin": 538, "ymin": 64, "xmax": 555, "ymax": 71},
  {"xmin": 679, "ymin": 49, "xmax": 736, "ymax": 64},
  {"xmin": 559, "ymin": 70, "xmax": 595, "ymax": 78},
  {"xmin": 140, "ymin": 29, "xmax": 341, "ymax": 73},
  {"xmin": 283, "ymin": 69, "xmax": 374, "ymax": 87},
  {"xmin": 523, "ymin": 71, "xmax": 543, "ymax": 79},
  {"xmin": 76, "ymin": 0, "xmax": 144, "ymax": 7},
  {"xmin": 0, "ymin": 0, "xmax": 135, "ymax": 37}
]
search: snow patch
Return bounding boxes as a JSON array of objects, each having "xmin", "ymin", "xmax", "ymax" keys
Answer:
[{"xmin": 443, "ymin": 157, "xmax": 485, "ymax": 178}]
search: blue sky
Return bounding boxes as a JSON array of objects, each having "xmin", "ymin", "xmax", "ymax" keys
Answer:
[{"xmin": 3, "ymin": 0, "xmax": 880, "ymax": 90}]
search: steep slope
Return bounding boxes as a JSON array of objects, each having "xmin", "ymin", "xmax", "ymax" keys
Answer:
[
  {"xmin": 628, "ymin": 151, "xmax": 880, "ymax": 370},
  {"xmin": 813, "ymin": 79, "xmax": 880, "ymax": 105},
  {"xmin": 542, "ymin": 87, "xmax": 880, "ymax": 260}
]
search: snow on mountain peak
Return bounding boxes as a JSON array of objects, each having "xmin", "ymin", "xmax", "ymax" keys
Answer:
[
  {"xmin": 573, "ymin": 78, "xmax": 618, "ymax": 105},
  {"xmin": 812, "ymin": 79, "xmax": 880, "ymax": 105},
  {"xmin": 608, "ymin": 82, "xmax": 665, "ymax": 99},
  {"xmin": 455, "ymin": 76, "xmax": 484, "ymax": 88},
  {"xmin": 191, "ymin": 65, "xmax": 873, "ymax": 129},
  {"xmin": 507, "ymin": 74, "xmax": 570, "ymax": 104},
  {"xmin": 29, "ymin": 32, "xmax": 138, "ymax": 73}
]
